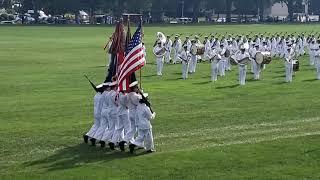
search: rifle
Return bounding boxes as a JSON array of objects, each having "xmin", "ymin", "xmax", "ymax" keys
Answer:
[
  {"xmin": 137, "ymin": 88, "xmax": 153, "ymax": 113},
  {"xmin": 84, "ymin": 74, "xmax": 98, "ymax": 93}
]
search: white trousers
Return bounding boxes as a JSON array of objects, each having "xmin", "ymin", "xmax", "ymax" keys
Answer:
[
  {"xmin": 285, "ymin": 62, "xmax": 293, "ymax": 83},
  {"xmin": 86, "ymin": 116, "xmax": 100, "ymax": 138},
  {"xmin": 225, "ymin": 58, "xmax": 231, "ymax": 71},
  {"xmin": 211, "ymin": 61, "xmax": 219, "ymax": 82},
  {"xmin": 173, "ymin": 49, "xmax": 179, "ymax": 64},
  {"xmin": 182, "ymin": 61, "xmax": 189, "ymax": 79},
  {"xmin": 93, "ymin": 109, "xmax": 109, "ymax": 141},
  {"xmin": 253, "ymin": 61, "xmax": 261, "ymax": 80},
  {"xmin": 133, "ymin": 129, "xmax": 154, "ymax": 151},
  {"xmin": 219, "ymin": 60, "xmax": 226, "ymax": 76},
  {"xmin": 189, "ymin": 55, "xmax": 197, "ymax": 73},
  {"xmin": 123, "ymin": 110, "xmax": 137, "ymax": 143},
  {"xmin": 317, "ymin": 64, "xmax": 320, "ymax": 80},
  {"xmin": 111, "ymin": 113, "xmax": 130, "ymax": 144},
  {"xmin": 239, "ymin": 65, "xmax": 247, "ymax": 85},
  {"xmin": 310, "ymin": 52, "xmax": 315, "ymax": 66},
  {"xmin": 165, "ymin": 50, "xmax": 171, "ymax": 63},
  {"xmin": 101, "ymin": 113, "xmax": 116, "ymax": 142},
  {"xmin": 156, "ymin": 58, "xmax": 164, "ymax": 76}
]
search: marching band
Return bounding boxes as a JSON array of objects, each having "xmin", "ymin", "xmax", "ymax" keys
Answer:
[{"xmin": 153, "ymin": 32, "xmax": 320, "ymax": 83}]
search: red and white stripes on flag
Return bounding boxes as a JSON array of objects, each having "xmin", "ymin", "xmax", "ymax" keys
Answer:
[{"xmin": 117, "ymin": 43, "xmax": 145, "ymax": 91}]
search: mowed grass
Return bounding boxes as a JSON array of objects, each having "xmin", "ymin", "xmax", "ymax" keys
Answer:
[{"xmin": 0, "ymin": 24, "xmax": 320, "ymax": 179}]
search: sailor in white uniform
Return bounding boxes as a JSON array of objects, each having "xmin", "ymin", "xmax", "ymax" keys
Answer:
[{"xmin": 129, "ymin": 94, "xmax": 156, "ymax": 154}]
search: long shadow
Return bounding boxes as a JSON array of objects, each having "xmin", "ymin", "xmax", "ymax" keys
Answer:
[
  {"xmin": 193, "ymin": 81, "xmax": 211, "ymax": 85},
  {"xmin": 273, "ymin": 81, "xmax": 288, "ymax": 85},
  {"xmin": 89, "ymin": 65, "xmax": 107, "ymax": 68},
  {"xmin": 24, "ymin": 143, "xmax": 147, "ymax": 172},
  {"xmin": 302, "ymin": 78, "xmax": 318, "ymax": 82},
  {"xmin": 216, "ymin": 84, "xmax": 239, "ymax": 89},
  {"xmin": 142, "ymin": 74, "xmax": 158, "ymax": 78}
]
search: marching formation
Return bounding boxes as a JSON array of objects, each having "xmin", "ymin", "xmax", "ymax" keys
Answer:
[
  {"xmin": 83, "ymin": 80, "xmax": 156, "ymax": 154},
  {"xmin": 153, "ymin": 32, "xmax": 320, "ymax": 84}
]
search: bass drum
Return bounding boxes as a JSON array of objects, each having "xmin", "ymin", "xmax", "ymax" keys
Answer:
[
  {"xmin": 229, "ymin": 55, "xmax": 239, "ymax": 66},
  {"xmin": 196, "ymin": 44, "xmax": 205, "ymax": 55},
  {"xmin": 255, "ymin": 52, "xmax": 272, "ymax": 64}
]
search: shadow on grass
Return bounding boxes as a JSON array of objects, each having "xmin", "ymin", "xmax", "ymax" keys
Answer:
[
  {"xmin": 216, "ymin": 84, "xmax": 239, "ymax": 89},
  {"xmin": 142, "ymin": 74, "xmax": 158, "ymax": 78},
  {"xmin": 24, "ymin": 143, "xmax": 147, "ymax": 172},
  {"xmin": 89, "ymin": 65, "xmax": 107, "ymax": 68},
  {"xmin": 193, "ymin": 81, "xmax": 211, "ymax": 85},
  {"xmin": 302, "ymin": 78, "xmax": 318, "ymax": 82}
]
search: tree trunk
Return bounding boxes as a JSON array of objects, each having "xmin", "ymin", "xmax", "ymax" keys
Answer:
[
  {"xmin": 226, "ymin": 0, "xmax": 232, "ymax": 23},
  {"xmin": 287, "ymin": 1, "xmax": 294, "ymax": 22}
]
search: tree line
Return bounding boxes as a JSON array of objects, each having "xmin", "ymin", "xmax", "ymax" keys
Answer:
[{"xmin": 1, "ymin": 0, "xmax": 320, "ymax": 22}]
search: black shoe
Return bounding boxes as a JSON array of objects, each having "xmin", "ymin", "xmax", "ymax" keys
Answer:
[
  {"xmin": 146, "ymin": 150, "xmax": 156, "ymax": 153},
  {"xmin": 83, "ymin": 135, "xmax": 89, "ymax": 144},
  {"xmin": 119, "ymin": 141, "xmax": 126, "ymax": 152},
  {"xmin": 108, "ymin": 142, "xmax": 115, "ymax": 150},
  {"xmin": 99, "ymin": 141, "xmax": 105, "ymax": 148},
  {"xmin": 90, "ymin": 138, "xmax": 96, "ymax": 146},
  {"xmin": 129, "ymin": 144, "xmax": 136, "ymax": 154}
]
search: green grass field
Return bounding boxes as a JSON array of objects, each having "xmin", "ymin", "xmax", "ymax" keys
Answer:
[{"xmin": 0, "ymin": 24, "xmax": 320, "ymax": 179}]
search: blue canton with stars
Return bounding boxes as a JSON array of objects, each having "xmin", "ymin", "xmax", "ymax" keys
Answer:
[{"xmin": 126, "ymin": 24, "xmax": 142, "ymax": 55}]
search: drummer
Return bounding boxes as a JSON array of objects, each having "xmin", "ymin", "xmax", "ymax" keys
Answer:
[
  {"xmin": 251, "ymin": 43, "xmax": 262, "ymax": 80},
  {"xmin": 189, "ymin": 40, "xmax": 198, "ymax": 74},
  {"xmin": 236, "ymin": 45, "xmax": 250, "ymax": 85}
]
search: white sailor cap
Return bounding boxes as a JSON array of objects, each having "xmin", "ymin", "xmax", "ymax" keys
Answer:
[
  {"xmin": 109, "ymin": 81, "xmax": 117, "ymax": 86},
  {"xmin": 96, "ymin": 84, "xmax": 103, "ymax": 89},
  {"xmin": 240, "ymin": 45, "xmax": 245, "ymax": 49},
  {"xmin": 129, "ymin": 81, "xmax": 138, "ymax": 88}
]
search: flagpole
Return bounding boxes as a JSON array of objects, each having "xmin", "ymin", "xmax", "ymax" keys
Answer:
[{"xmin": 140, "ymin": 15, "xmax": 143, "ymax": 90}]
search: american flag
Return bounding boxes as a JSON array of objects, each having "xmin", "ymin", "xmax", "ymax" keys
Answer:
[{"xmin": 117, "ymin": 23, "xmax": 145, "ymax": 91}]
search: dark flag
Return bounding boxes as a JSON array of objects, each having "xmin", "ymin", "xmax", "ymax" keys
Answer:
[{"xmin": 105, "ymin": 21, "xmax": 126, "ymax": 83}]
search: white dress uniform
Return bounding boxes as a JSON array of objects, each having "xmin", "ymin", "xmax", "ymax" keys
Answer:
[
  {"xmin": 204, "ymin": 39, "xmax": 211, "ymax": 61},
  {"xmin": 250, "ymin": 47, "xmax": 261, "ymax": 80},
  {"xmin": 315, "ymin": 50, "xmax": 320, "ymax": 80},
  {"xmin": 86, "ymin": 92, "xmax": 104, "ymax": 138},
  {"xmin": 101, "ymin": 89, "xmax": 117, "ymax": 142},
  {"xmin": 143, "ymin": 44, "xmax": 147, "ymax": 64},
  {"xmin": 123, "ymin": 92, "xmax": 140, "ymax": 143},
  {"xmin": 248, "ymin": 45, "xmax": 256, "ymax": 73},
  {"xmin": 164, "ymin": 39, "xmax": 172, "ymax": 63},
  {"xmin": 111, "ymin": 92, "xmax": 130, "ymax": 144},
  {"xmin": 153, "ymin": 46, "xmax": 165, "ymax": 76},
  {"xmin": 133, "ymin": 103, "xmax": 156, "ymax": 151},
  {"xmin": 189, "ymin": 44, "xmax": 197, "ymax": 73},
  {"xmin": 186, "ymin": 39, "xmax": 192, "ymax": 51},
  {"xmin": 93, "ymin": 90, "xmax": 110, "ymax": 141},
  {"xmin": 284, "ymin": 48, "xmax": 295, "ymax": 83},
  {"xmin": 173, "ymin": 39, "xmax": 182, "ymax": 64},
  {"xmin": 180, "ymin": 49, "xmax": 190, "ymax": 79},
  {"xmin": 271, "ymin": 38, "xmax": 277, "ymax": 57},
  {"xmin": 309, "ymin": 42, "xmax": 318, "ymax": 66},
  {"xmin": 210, "ymin": 49, "xmax": 220, "ymax": 82},
  {"xmin": 218, "ymin": 47, "xmax": 227, "ymax": 76},
  {"xmin": 236, "ymin": 51, "xmax": 250, "ymax": 85}
]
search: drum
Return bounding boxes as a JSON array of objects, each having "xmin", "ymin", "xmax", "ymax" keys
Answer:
[
  {"xmin": 293, "ymin": 60, "xmax": 300, "ymax": 72},
  {"xmin": 229, "ymin": 55, "xmax": 239, "ymax": 65},
  {"xmin": 196, "ymin": 44, "xmax": 205, "ymax": 55},
  {"xmin": 238, "ymin": 57, "xmax": 251, "ymax": 65},
  {"xmin": 255, "ymin": 52, "xmax": 272, "ymax": 64},
  {"xmin": 224, "ymin": 49, "xmax": 231, "ymax": 58}
]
